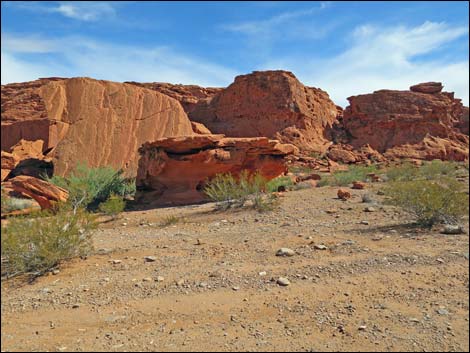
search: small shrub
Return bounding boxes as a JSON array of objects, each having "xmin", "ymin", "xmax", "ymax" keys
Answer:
[
  {"xmin": 45, "ymin": 163, "xmax": 135, "ymax": 211},
  {"xmin": 320, "ymin": 165, "xmax": 379, "ymax": 187},
  {"xmin": 266, "ymin": 176, "xmax": 294, "ymax": 192},
  {"xmin": 203, "ymin": 170, "xmax": 276, "ymax": 212},
  {"xmin": 1, "ymin": 207, "xmax": 96, "ymax": 279},
  {"xmin": 383, "ymin": 178, "xmax": 469, "ymax": 227},
  {"xmin": 1, "ymin": 188, "xmax": 39, "ymax": 214},
  {"xmin": 419, "ymin": 160, "xmax": 459, "ymax": 180},
  {"xmin": 160, "ymin": 215, "xmax": 181, "ymax": 227},
  {"xmin": 385, "ymin": 162, "xmax": 418, "ymax": 182},
  {"xmin": 99, "ymin": 195, "xmax": 125, "ymax": 220}
]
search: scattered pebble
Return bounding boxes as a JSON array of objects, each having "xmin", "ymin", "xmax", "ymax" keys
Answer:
[
  {"xmin": 277, "ymin": 277, "xmax": 290, "ymax": 286},
  {"xmin": 276, "ymin": 248, "xmax": 295, "ymax": 257}
]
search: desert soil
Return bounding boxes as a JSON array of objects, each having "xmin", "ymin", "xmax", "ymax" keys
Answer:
[{"xmin": 1, "ymin": 185, "xmax": 469, "ymax": 352}]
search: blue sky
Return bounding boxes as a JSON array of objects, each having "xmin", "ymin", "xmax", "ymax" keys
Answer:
[{"xmin": 1, "ymin": 1, "xmax": 469, "ymax": 106}]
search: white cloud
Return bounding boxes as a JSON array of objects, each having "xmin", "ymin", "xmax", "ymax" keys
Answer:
[
  {"xmin": 52, "ymin": 2, "xmax": 116, "ymax": 21},
  {"xmin": 1, "ymin": 34, "xmax": 239, "ymax": 87},
  {"xmin": 7, "ymin": 1, "xmax": 117, "ymax": 22},
  {"xmin": 221, "ymin": 3, "xmax": 334, "ymax": 40},
  {"xmin": 260, "ymin": 21, "xmax": 469, "ymax": 106}
]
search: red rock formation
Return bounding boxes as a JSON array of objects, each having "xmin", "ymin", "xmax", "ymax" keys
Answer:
[
  {"xmin": 1, "ymin": 139, "xmax": 53, "ymax": 181},
  {"xmin": 342, "ymin": 82, "xmax": 468, "ymax": 161},
  {"xmin": 125, "ymin": 82, "xmax": 223, "ymax": 114},
  {"xmin": 189, "ymin": 71, "xmax": 339, "ymax": 153},
  {"xmin": 136, "ymin": 134, "xmax": 298, "ymax": 206},
  {"xmin": 3, "ymin": 175, "xmax": 68, "ymax": 209},
  {"xmin": 1, "ymin": 77, "xmax": 194, "ymax": 176},
  {"xmin": 191, "ymin": 121, "xmax": 212, "ymax": 135}
]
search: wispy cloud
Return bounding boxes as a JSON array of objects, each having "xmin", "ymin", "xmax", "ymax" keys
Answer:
[
  {"xmin": 1, "ymin": 33, "xmax": 239, "ymax": 87},
  {"xmin": 51, "ymin": 2, "xmax": 116, "ymax": 21},
  {"xmin": 221, "ymin": 2, "xmax": 334, "ymax": 39},
  {"xmin": 7, "ymin": 1, "xmax": 117, "ymax": 21},
  {"xmin": 260, "ymin": 21, "xmax": 469, "ymax": 106}
]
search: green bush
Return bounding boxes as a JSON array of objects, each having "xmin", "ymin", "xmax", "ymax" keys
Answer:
[
  {"xmin": 386, "ymin": 160, "xmax": 466, "ymax": 182},
  {"xmin": 99, "ymin": 194, "xmax": 126, "ymax": 220},
  {"xmin": 203, "ymin": 170, "xmax": 276, "ymax": 212},
  {"xmin": 419, "ymin": 160, "xmax": 460, "ymax": 180},
  {"xmin": 383, "ymin": 178, "xmax": 469, "ymax": 227},
  {"xmin": 45, "ymin": 163, "xmax": 135, "ymax": 211},
  {"xmin": 266, "ymin": 176, "xmax": 294, "ymax": 192},
  {"xmin": 385, "ymin": 162, "xmax": 419, "ymax": 182},
  {"xmin": 319, "ymin": 165, "xmax": 379, "ymax": 187},
  {"xmin": 1, "ymin": 207, "xmax": 96, "ymax": 279}
]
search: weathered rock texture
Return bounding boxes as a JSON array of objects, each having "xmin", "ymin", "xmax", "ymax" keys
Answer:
[
  {"xmin": 340, "ymin": 83, "xmax": 469, "ymax": 161},
  {"xmin": 189, "ymin": 71, "xmax": 339, "ymax": 153},
  {"xmin": 136, "ymin": 134, "xmax": 298, "ymax": 206},
  {"xmin": 125, "ymin": 82, "xmax": 223, "ymax": 115},
  {"xmin": 1, "ymin": 139, "xmax": 53, "ymax": 181},
  {"xmin": 1, "ymin": 77, "xmax": 194, "ymax": 176},
  {"xmin": 3, "ymin": 175, "xmax": 68, "ymax": 210}
]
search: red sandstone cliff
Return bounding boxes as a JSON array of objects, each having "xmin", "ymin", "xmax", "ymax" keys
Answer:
[{"xmin": 1, "ymin": 77, "xmax": 194, "ymax": 176}]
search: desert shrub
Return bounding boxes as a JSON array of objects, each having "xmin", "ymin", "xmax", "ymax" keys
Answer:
[
  {"xmin": 419, "ymin": 160, "xmax": 460, "ymax": 180},
  {"xmin": 383, "ymin": 178, "xmax": 469, "ymax": 227},
  {"xmin": 160, "ymin": 215, "xmax": 181, "ymax": 227},
  {"xmin": 45, "ymin": 163, "xmax": 135, "ymax": 211},
  {"xmin": 319, "ymin": 165, "xmax": 379, "ymax": 187},
  {"xmin": 99, "ymin": 194, "xmax": 126, "ymax": 220},
  {"xmin": 385, "ymin": 162, "xmax": 419, "ymax": 182},
  {"xmin": 1, "ymin": 187, "xmax": 38, "ymax": 214},
  {"xmin": 203, "ymin": 170, "xmax": 275, "ymax": 212},
  {"xmin": 266, "ymin": 176, "xmax": 294, "ymax": 192},
  {"xmin": 1, "ymin": 207, "xmax": 96, "ymax": 279}
]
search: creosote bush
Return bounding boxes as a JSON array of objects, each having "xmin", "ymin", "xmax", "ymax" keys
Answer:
[
  {"xmin": 203, "ymin": 170, "xmax": 277, "ymax": 212},
  {"xmin": 45, "ymin": 163, "xmax": 135, "ymax": 212},
  {"xmin": 266, "ymin": 176, "xmax": 294, "ymax": 193},
  {"xmin": 318, "ymin": 165, "xmax": 379, "ymax": 187},
  {"xmin": 99, "ymin": 194, "xmax": 126, "ymax": 220},
  {"xmin": 383, "ymin": 178, "xmax": 469, "ymax": 227},
  {"xmin": 1, "ymin": 206, "xmax": 97, "ymax": 280}
]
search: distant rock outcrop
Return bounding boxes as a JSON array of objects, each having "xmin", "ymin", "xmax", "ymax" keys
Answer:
[
  {"xmin": 1, "ymin": 77, "xmax": 194, "ymax": 176},
  {"xmin": 136, "ymin": 134, "xmax": 298, "ymax": 206},
  {"xmin": 337, "ymin": 82, "xmax": 469, "ymax": 161},
  {"xmin": 189, "ymin": 71, "xmax": 339, "ymax": 153},
  {"xmin": 125, "ymin": 81, "xmax": 223, "ymax": 114}
]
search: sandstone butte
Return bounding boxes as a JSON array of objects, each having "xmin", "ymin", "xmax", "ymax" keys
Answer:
[
  {"xmin": 1, "ymin": 77, "xmax": 195, "ymax": 177},
  {"xmin": 331, "ymin": 82, "xmax": 469, "ymax": 162},
  {"xmin": 135, "ymin": 134, "xmax": 298, "ymax": 206},
  {"xmin": 188, "ymin": 70, "xmax": 339, "ymax": 153}
]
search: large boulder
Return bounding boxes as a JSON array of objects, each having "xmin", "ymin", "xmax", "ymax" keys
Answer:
[
  {"xmin": 136, "ymin": 134, "xmax": 298, "ymax": 206},
  {"xmin": 342, "ymin": 82, "xmax": 468, "ymax": 161},
  {"xmin": 189, "ymin": 70, "xmax": 339, "ymax": 153},
  {"xmin": 3, "ymin": 175, "xmax": 68, "ymax": 210},
  {"xmin": 1, "ymin": 77, "xmax": 194, "ymax": 177}
]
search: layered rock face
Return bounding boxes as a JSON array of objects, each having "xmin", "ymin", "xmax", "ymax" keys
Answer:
[
  {"xmin": 341, "ymin": 82, "xmax": 469, "ymax": 161},
  {"xmin": 2, "ymin": 175, "xmax": 68, "ymax": 210},
  {"xmin": 189, "ymin": 71, "xmax": 339, "ymax": 153},
  {"xmin": 125, "ymin": 82, "xmax": 223, "ymax": 115},
  {"xmin": 136, "ymin": 134, "xmax": 298, "ymax": 206},
  {"xmin": 1, "ymin": 77, "xmax": 194, "ymax": 176}
]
